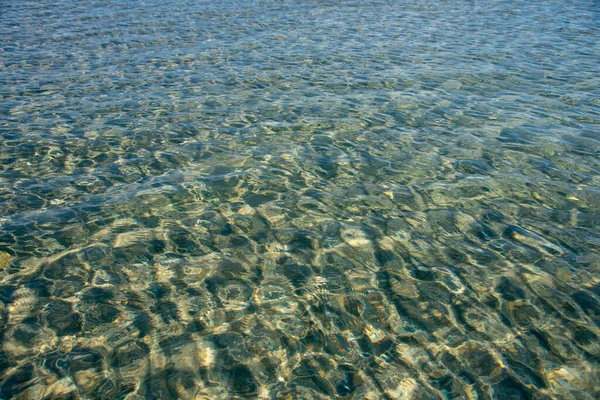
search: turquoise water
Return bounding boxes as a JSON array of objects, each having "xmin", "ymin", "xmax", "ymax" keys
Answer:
[{"xmin": 1, "ymin": 0, "xmax": 600, "ymax": 398}]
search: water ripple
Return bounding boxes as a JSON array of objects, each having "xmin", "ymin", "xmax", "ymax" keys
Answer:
[{"xmin": 1, "ymin": 0, "xmax": 600, "ymax": 398}]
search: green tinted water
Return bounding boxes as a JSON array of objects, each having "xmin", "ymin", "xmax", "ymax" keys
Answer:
[{"xmin": 1, "ymin": 0, "xmax": 600, "ymax": 398}]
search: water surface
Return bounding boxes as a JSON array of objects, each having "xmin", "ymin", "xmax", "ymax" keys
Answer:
[{"xmin": 1, "ymin": 0, "xmax": 600, "ymax": 398}]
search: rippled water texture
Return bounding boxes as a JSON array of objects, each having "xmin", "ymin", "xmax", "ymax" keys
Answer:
[{"xmin": 1, "ymin": 0, "xmax": 600, "ymax": 398}]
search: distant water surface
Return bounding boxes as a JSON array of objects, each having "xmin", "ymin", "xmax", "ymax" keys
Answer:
[{"xmin": 1, "ymin": 0, "xmax": 600, "ymax": 398}]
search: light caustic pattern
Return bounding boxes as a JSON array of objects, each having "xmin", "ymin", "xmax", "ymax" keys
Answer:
[{"xmin": 0, "ymin": 0, "xmax": 599, "ymax": 398}]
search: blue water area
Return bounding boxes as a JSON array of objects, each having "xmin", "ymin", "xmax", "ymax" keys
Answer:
[{"xmin": 1, "ymin": 0, "xmax": 599, "ymax": 398}]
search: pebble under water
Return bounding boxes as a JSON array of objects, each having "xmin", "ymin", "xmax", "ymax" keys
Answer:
[{"xmin": 1, "ymin": 0, "xmax": 600, "ymax": 398}]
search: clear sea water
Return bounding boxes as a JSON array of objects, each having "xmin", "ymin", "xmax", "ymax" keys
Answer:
[{"xmin": 1, "ymin": 0, "xmax": 600, "ymax": 398}]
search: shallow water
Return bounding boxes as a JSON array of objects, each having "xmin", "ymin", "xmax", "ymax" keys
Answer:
[{"xmin": 1, "ymin": 0, "xmax": 600, "ymax": 398}]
